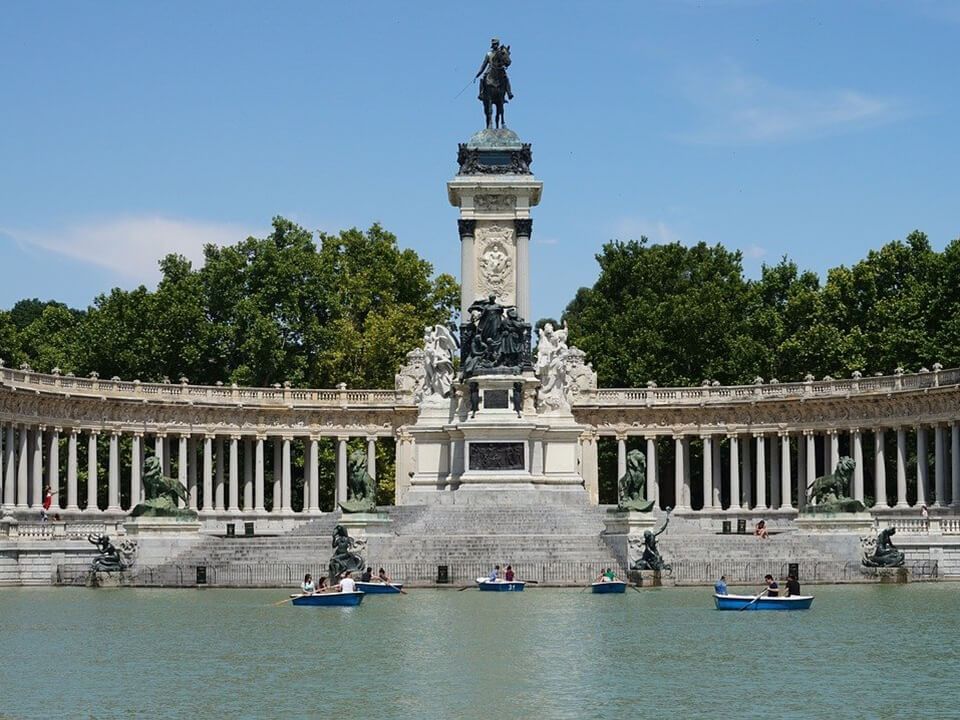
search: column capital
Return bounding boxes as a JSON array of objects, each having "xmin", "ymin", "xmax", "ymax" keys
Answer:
[
  {"xmin": 514, "ymin": 218, "xmax": 533, "ymax": 237},
  {"xmin": 752, "ymin": 430, "xmax": 766, "ymax": 438},
  {"xmin": 850, "ymin": 427, "xmax": 862, "ymax": 435},
  {"xmin": 336, "ymin": 435, "xmax": 350, "ymax": 443},
  {"xmin": 88, "ymin": 429, "xmax": 101, "ymax": 437},
  {"xmin": 365, "ymin": 435, "xmax": 378, "ymax": 443},
  {"xmin": 229, "ymin": 434, "xmax": 241, "ymax": 441},
  {"xmin": 178, "ymin": 431, "xmax": 192, "ymax": 439},
  {"xmin": 131, "ymin": 430, "xmax": 144, "ymax": 438},
  {"xmin": 53, "ymin": 426, "xmax": 63, "ymax": 434},
  {"xmin": 255, "ymin": 433, "xmax": 267, "ymax": 441},
  {"xmin": 110, "ymin": 429, "xmax": 121, "ymax": 437},
  {"xmin": 457, "ymin": 218, "xmax": 476, "ymax": 238},
  {"xmin": 726, "ymin": 433, "xmax": 739, "ymax": 441},
  {"xmin": 614, "ymin": 432, "xmax": 628, "ymax": 442},
  {"xmin": 68, "ymin": 427, "xmax": 79, "ymax": 436},
  {"xmin": 37, "ymin": 424, "xmax": 47, "ymax": 432},
  {"xmin": 802, "ymin": 429, "xmax": 815, "ymax": 437},
  {"xmin": 777, "ymin": 430, "xmax": 791, "ymax": 438},
  {"xmin": 204, "ymin": 433, "xmax": 216, "ymax": 440},
  {"xmin": 699, "ymin": 433, "xmax": 713, "ymax": 441}
]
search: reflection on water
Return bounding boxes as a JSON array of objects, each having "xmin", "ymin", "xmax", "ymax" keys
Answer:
[{"xmin": 1, "ymin": 584, "xmax": 958, "ymax": 719}]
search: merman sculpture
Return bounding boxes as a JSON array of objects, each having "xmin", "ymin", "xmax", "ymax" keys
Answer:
[
  {"xmin": 328, "ymin": 524, "xmax": 367, "ymax": 584},
  {"xmin": 861, "ymin": 527, "xmax": 905, "ymax": 568},
  {"xmin": 629, "ymin": 512, "xmax": 672, "ymax": 573}
]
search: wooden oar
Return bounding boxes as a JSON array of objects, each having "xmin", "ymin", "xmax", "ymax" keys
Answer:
[
  {"xmin": 457, "ymin": 584, "xmax": 474, "ymax": 591},
  {"xmin": 273, "ymin": 594, "xmax": 301, "ymax": 606},
  {"xmin": 739, "ymin": 589, "xmax": 766, "ymax": 611},
  {"xmin": 384, "ymin": 581, "xmax": 407, "ymax": 595}
]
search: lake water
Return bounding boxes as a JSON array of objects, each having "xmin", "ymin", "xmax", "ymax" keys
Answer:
[{"xmin": 1, "ymin": 584, "xmax": 958, "ymax": 719}]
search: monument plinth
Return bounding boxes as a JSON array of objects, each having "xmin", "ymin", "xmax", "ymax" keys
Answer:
[
  {"xmin": 396, "ymin": 125, "xmax": 594, "ymax": 506},
  {"xmin": 448, "ymin": 128, "xmax": 542, "ymax": 323}
]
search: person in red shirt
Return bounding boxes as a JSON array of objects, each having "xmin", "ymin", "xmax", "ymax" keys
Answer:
[
  {"xmin": 41, "ymin": 485, "xmax": 54, "ymax": 521},
  {"xmin": 504, "ymin": 565, "xmax": 515, "ymax": 581}
]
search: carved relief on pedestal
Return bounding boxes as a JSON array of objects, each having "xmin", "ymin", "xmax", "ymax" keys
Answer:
[
  {"xmin": 474, "ymin": 224, "xmax": 516, "ymax": 305},
  {"xmin": 474, "ymin": 194, "xmax": 516, "ymax": 213}
]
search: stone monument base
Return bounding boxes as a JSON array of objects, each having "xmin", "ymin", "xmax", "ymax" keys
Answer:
[{"xmin": 794, "ymin": 512, "xmax": 874, "ymax": 534}]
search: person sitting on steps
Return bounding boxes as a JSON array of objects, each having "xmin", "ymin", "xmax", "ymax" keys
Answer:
[{"xmin": 755, "ymin": 520, "xmax": 769, "ymax": 540}]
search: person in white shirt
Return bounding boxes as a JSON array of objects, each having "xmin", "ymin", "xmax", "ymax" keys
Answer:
[
  {"xmin": 338, "ymin": 571, "xmax": 356, "ymax": 593},
  {"xmin": 301, "ymin": 573, "xmax": 316, "ymax": 595}
]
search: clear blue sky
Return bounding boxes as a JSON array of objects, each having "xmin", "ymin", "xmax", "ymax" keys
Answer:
[{"xmin": 1, "ymin": 0, "xmax": 957, "ymax": 322}]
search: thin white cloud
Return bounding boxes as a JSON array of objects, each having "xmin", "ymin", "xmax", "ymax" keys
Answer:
[
  {"xmin": 613, "ymin": 217, "xmax": 683, "ymax": 245},
  {"xmin": 674, "ymin": 61, "xmax": 903, "ymax": 144},
  {"xmin": 6, "ymin": 216, "xmax": 258, "ymax": 283},
  {"xmin": 533, "ymin": 236, "xmax": 559, "ymax": 246},
  {"xmin": 743, "ymin": 244, "xmax": 767, "ymax": 260}
]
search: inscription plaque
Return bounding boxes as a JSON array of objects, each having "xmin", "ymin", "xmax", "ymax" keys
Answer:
[
  {"xmin": 484, "ymin": 390, "xmax": 509, "ymax": 409},
  {"xmin": 469, "ymin": 442, "xmax": 525, "ymax": 471}
]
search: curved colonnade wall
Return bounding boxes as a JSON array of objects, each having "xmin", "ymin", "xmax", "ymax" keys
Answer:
[{"xmin": 2, "ymin": 366, "xmax": 959, "ymax": 523}]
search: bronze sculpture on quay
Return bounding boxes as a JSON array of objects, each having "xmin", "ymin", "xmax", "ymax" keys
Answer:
[{"xmin": 617, "ymin": 449, "xmax": 654, "ymax": 512}]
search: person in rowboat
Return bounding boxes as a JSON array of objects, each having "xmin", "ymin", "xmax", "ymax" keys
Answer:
[
  {"xmin": 504, "ymin": 565, "xmax": 515, "ymax": 581},
  {"xmin": 488, "ymin": 565, "xmax": 500, "ymax": 582},
  {"xmin": 603, "ymin": 568, "xmax": 616, "ymax": 582},
  {"xmin": 714, "ymin": 575, "xmax": 728, "ymax": 595},
  {"xmin": 338, "ymin": 570, "xmax": 357, "ymax": 594},
  {"xmin": 378, "ymin": 567, "xmax": 392, "ymax": 584},
  {"xmin": 784, "ymin": 574, "xmax": 801, "ymax": 597},
  {"xmin": 361, "ymin": 566, "xmax": 373, "ymax": 582},
  {"xmin": 301, "ymin": 573, "xmax": 316, "ymax": 595},
  {"xmin": 763, "ymin": 574, "xmax": 779, "ymax": 597}
]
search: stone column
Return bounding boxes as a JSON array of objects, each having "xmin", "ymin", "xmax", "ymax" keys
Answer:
[
  {"xmin": 728, "ymin": 435, "xmax": 740, "ymax": 510},
  {"xmin": 31, "ymin": 426, "xmax": 43, "ymax": 508},
  {"xmin": 130, "ymin": 433, "xmax": 142, "ymax": 509},
  {"xmin": 805, "ymin": 432, "xmax": 817, "ymax": 507},
  {"xmin": 951, "ymin": 422, "xmax": 960, "ymax": 511},
  {"xmin": 0, "ymin": 424, "xmax": 4, "ymax": 509},
  {"xmin": 308, "ymin": 437, "xmax": 320, "ymax": 513},
  {"xmin": 458, "ymin": 219, "xmax": 477, "ymax": 319},
  {"xmin": 711, "ymin": 438, "xmax": 722, "ymax": 508},
  {"xmin": 202, "ymin": 435, "xmax": 214, "ymax": 512},
  {"xmin": 367, "ymin": 437, "xmax": 377, "ymax": 482},
  {"xmin": 829, "ymin": 430, "xmax": 840, "ymax": 474},
  {"xmin": 916, "ymin": 425, "xmax": 929, "ymax": 507},
  {"xmin": 156, "ymin": 434, "xmax": 168, "ymax": 478},
  {"xmin": 187, "ymin": 436, "xmax": 198, "ymax": 511},
  {"xmin": 108, "ymin": 431, "xmax": 121, "ymax": 510},
  {"xmin": 874, "ymin": 428, "xmax": 887, "ymax": 508},
  {"xmin": 177, "ymin": 435, "xmax": 188, "ymax": 509},
  {"xmin": 645, "ymin": 436, "xmax": 658, "ymax": 508},
  {"xmin": 515, "ymin": 219, "xmax": 532, "ymax": 321},
  {"xmin": 796, "ymin": 434, "xmax": 807, "ymax": 512},
  {"xmin": 895, "ymin": 428, "xmax": 909, "ymax": 508},
  {"xmin": 933, "ymin": 425, "xmax": 946, "ymax": 508},
  {"xmin": 617, "ymin": 435, "xmax": 627, "ymax": 481},
  {"xmin": 17, "ymin": 426, "xmax": 29, "ymax": 509},
  {"xmin": 335, "ymin": 437, "xmax": 348, "ymax": 509},
  {"xmin": 302, "ymin": 439, "xmax": 310, "ymax": 511},
  {"xmin": 779, "ymin": 433, "xmax": 792, "ymax": 510},
  {"xmin": 228, "ymin": 436, "xmax": 240, "ymax": 513},
  {"xmin": 254, "ymin": 436, "xmax": 266, "ymax": 512},
  {"xmin": 66, "ymin": 429, "xmax": 79, "ymax": 510},
  {"xmin": 673, "ymin": 436, "xmax": 684, "ymax": 510},
  {"xmin": 215, "ymin": 437, "xmax": 225, "ymax": 511},
  {"xmin": 852, "ymin": 429, "xmax": 864, "ymax": 503},
  {"xmin": 282, "ymin": 436, "xmax": 293, "ymax": 512},
  {"xmin": 754, "ymin": 433, "xmax": 766, "ymax": 509},
  {"xmin": 272, "ymin": 438, "xmax": 283, "ymax": 512},
  {"xmin": 770, "ymin": 433, "xmax": 780, "ymax": 509},
  {"xmin": 741, "ymin": 434, "xmax": 752, "ymax": 509},
  {"xmin": 701, "ymin": 435, "xmax": 713, "ymax": 510},
  {"xmin": 3, "ymin": 425, "xmax": 14, "ymax": 509},
  {"xmin": 48, "ymin": 428, "xmax": 60, "ymax": 509},
  {"xmin": 86, "ymin": 431, "xmax": 99, "ymax": 512},
  {"xmin": 243, "ymin": 438, "xmax": 254, "ymax": 511}
]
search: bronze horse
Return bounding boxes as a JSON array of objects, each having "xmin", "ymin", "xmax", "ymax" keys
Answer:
[{"xmin": 479, "ymin": 45, "xmax": 511, "ymax": 129}]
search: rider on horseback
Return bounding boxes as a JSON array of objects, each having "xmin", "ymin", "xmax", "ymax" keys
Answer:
[{"xmin": 475, "ymin": 38, "xmax": 513, "ymax": 102}]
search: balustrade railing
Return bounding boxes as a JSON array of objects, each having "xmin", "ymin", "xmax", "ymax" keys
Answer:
[{"xmin": 4, "ymin": 364, "xmax": 960, "ymax": 410}]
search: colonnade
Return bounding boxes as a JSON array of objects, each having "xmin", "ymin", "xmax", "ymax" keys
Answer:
[
  {"xmin": 612, "ymin": 423, "xmax": 960, "ymax": 512},
  {"xmin": 0, "ymin": 422, "xmax": 380, "ymax": 516}
]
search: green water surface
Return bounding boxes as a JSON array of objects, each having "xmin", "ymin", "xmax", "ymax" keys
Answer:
[{"xmin": 1, "ymin": 584, "xmax": 958, "ymax": 719}]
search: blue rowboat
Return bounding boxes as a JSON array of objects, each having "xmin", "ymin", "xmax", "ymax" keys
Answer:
[
  {"xmin": 291, "ymin": 591, "xmax": 364, "ymax": 607},
  {"xmin": 713, "ymin": 593, "xmax": 814, "ymax": 611},
  {"xmin": 355, "ymin": 581, "xmax": 404, "ymax": 594},
  {"xmin": 591, "ymin": 580, "xmax": 627, "ymax": 594},
  {"xmin": 476, "ymin": 577, "xmax": 525, "ymax": 592}
]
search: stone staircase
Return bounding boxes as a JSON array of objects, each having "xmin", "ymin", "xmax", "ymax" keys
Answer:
[{"xmin": 141, "ymin": 505, "xmax": 873, "ymax": 587}]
